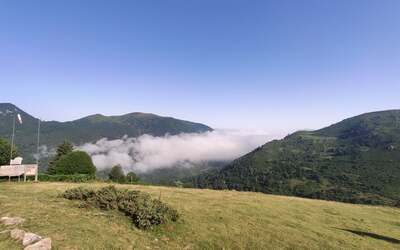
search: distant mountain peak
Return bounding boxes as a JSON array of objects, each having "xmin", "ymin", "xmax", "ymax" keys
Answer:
[
  {"xmin": 0, "ymin": 103, "xmax": 36, "ymax": 120},
  {"xmin": 0, "ymin": 103, "xmax": 18, "ymax": 112}
]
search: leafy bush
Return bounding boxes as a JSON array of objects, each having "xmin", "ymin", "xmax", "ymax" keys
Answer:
[
  {"xmin": 118, "ymin": 190, "xmax": 179, "ymax": 229},
  {"xmin": 93, "ymin": 186, "xmax": 121, "ymax": 210},
  {"xmin": 39, "ymin": 173, "xmax": 96, "ymax": 182},
  {"xmin": 0, "ymin": 138, "xmax": 18, "ymax": 166},
  {"xmin": 62, "ymin": 186, "xmax": 179, "ymax": 229},
  {"xmin": 52, "ymin": 151, "xmax": 96, "ymax": 175},
  {"xmin": 63, "ymin": 186, "xmax": 95, "ymax": 200},
  {"xmin": 38, "ymin": 174, "xmax": 96, "ymax": 182}
]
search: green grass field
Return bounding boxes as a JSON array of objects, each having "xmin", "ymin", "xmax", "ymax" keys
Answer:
[{"xmin": 0, "ymin": 182, "xmax": 399, "ymax": 250}]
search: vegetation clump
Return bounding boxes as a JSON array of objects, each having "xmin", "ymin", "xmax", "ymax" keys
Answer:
[
  {"xmin": 51, "ymin": 151, "xmax": 96, "ymax": 175},
  {"xmin": 47, "ymin": 140, "xmax": 74, "ymax": 174},
  {"xmin": 108, "ymin": 165, "xmax": 140, "ymax": 184},
  {"xmin": 47, "ymin": 141, "xmax": 96, "ymax": 176},
  {"xmin": 39, "ymin": 173, "xmax": 95, "ymax": 182},
  {"xmin": 63, "ymin": 186, "xmax": 95, "ymax": 200},
  {"xmin": 0, "ymin": 138, "xmax": 18, "ymax": 166},
  {"xmin": 126, "ymin": 171, "xmax": 139, "ymax": 183},
  {"xmin": 108, "ymin": 165, "xmax": 126, "ymax": 183},
  {"xmin": 62, "ymin": 186, "xmax": 179, "ymax": 229}
]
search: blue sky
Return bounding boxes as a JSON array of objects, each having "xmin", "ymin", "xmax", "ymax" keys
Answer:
[{"xmin": 1, "ymin": 0, "xmax": 399, "ymax": 134}]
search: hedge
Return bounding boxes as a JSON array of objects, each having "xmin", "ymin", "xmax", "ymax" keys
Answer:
[{"xmin": 38, "ymin": 173, "xmax": 96, "ymax": 182}]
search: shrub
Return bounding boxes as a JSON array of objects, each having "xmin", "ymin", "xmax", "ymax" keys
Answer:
[
  {"xmin": 93, "ymin": 186, "xmax": 121, "ymax": 210},
  {"xmin": 52, "ymin": 151, "xmax": 96, "ymax": 175},
  {"xmin": 118, "ymin": 190, "xmax": 179, "ymax": 229},
  {"xmin": 0, "ymin": 138, "xmax": 19, "ymax": 166},
  {"xmin": 39, "ymin": 173, "xmax": 96, "ymax": 182},
  {"xmin": 62, "ymin": 186, "xmax": 179, "ymax": 229},
  {"xmin": 63, "ymin": 186, "xmax": 95, "ymax": 200}
]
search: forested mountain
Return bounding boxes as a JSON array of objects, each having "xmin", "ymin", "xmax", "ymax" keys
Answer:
[
  {"xmin": 138, "ymin": 161, "xmax": 226, "ymax": 186},
  {"xmin": 192, "ymin": 110, "xmax": 400, "ymax": 206},
  {"xmin": 0, "ymin": 103, "xmax": 212, "ymax": 164}
]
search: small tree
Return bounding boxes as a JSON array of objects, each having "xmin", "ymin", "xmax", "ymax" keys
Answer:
[
  {"xmin": 0, "ymin": 138, "xmax": 18, "ymax": 165},
  {"xmin": 109, "ymin": 165, "xmax": 126, "ymax": 183},
  {"xmin": 48, "ymin": 140, "xmax": 74, "ymax": 174},
  {"xmin": 126, "ymin": 171, "xmax": 139, "ymax": 183},
  {"xmin": 52, "ymin": 151, "xmax": 96, "ymax": 175}
]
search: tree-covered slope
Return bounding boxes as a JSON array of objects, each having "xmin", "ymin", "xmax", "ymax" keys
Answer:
[
  {"xmin": 192, "ymin": 110, "xmax": 400, "ymax": 206},
  {"xmin": 0, "ymin": 103, "xmax": 212, "ymax": 164}
]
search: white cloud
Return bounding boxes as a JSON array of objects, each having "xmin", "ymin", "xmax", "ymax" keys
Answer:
[
  {"xmin": 77, "ymin": 130, "xmax": 278, "ymax": 173},
  {"xmin": 32, "ymin": 145, "xmax": 55, "ymax": 161}
]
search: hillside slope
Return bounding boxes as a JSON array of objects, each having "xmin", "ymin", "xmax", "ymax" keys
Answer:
[
  {"xmin": 0, "ymin": 103, "xmax": 212, "ymax": 164},
  {"xmin": 0, "ymin": 182, "xmax": 399, "ymax": 249},
  {"xmin": 192, "ymin": 110, "xmax": 400, "ymax": 206}
]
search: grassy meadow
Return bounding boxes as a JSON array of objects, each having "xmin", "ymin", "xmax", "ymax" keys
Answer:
[{"xmin": 0, "ymin": 182, "xmax": 399, "ymax": 250}]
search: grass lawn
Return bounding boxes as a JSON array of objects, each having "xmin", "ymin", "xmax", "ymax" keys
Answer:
[{"xmin": 0, "ymin": 182, "xmax": 399, "ymax": 249}]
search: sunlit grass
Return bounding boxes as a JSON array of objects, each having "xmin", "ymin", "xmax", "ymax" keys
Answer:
[{"xmin": 0, "ymin": 182, "xmax": 399, "ymax": 249}]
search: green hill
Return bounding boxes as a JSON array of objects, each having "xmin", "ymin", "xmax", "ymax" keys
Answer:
[
  {"xmin": 192, "ymin": 110, "xmax": 400, "ymax": 206},
  {"xmin": 0, "ymin": 103, "xmax": 212, "ymax": 166},
  {"xmin": 138, "ymin": 161, "xmax": 226, "ymax": 186},
  {"xmin": 0, "ymin": 182, "xmax": 399, "ymax": 249}
]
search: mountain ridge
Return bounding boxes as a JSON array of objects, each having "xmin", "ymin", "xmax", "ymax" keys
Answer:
[
  {"xmin": 0, "ymin": 103, "xmax": 212, "ymax": 166},
  {"xmin": 192, "ymin": 109, "xmax": 400, "ymax": 206}
]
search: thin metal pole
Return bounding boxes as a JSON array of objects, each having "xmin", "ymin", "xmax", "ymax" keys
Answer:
[
  {"xmin": 36, "ymin": 119, "xmax": 41, "ymax": 164},
  {"xmin": 10, "ymin": 113, "xmax": 15, "ymax": 164},
  {"xmin": 35, "ymin": 118, "xmax": 40, "ymax": 182}
]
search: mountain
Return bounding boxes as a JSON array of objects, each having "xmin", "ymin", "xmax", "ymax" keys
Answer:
[
  {"xmin": 0, "ymin": 103, "xmax": 212, "ymax": 166},
  {"xmin": 192, "ymin": 110, "xmax": 400, "ymax": 206}
]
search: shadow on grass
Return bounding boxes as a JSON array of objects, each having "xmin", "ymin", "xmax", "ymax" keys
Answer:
[{"xmin": 335, "ymin": 228, "xmax": 400, "ymax": 244}]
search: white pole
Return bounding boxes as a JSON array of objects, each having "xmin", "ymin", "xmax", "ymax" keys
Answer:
[
  {"xmin": 35, "ymin": 118, "xmax": 40, "ymax": 182},
  {"xmin": 36, "ymin": 119, "xmax": 41, "ymax": 164},
  {"xmin": 10, "ymin": 113, "xmax": 16, "ymax": 164}
]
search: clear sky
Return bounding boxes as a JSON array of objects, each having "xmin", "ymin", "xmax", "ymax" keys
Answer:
[{"xmin": 1, "ymin": 0, "xmax": 399, "ymax": 134}]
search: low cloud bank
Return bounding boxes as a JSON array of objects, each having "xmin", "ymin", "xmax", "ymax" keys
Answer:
[
  {"xmin": 32, "ymin": 145, "xmax": 55, "ymax": 161},
  {"xmin": 77, "ymin": 130, "xmax": 276, "ymax": 173}
]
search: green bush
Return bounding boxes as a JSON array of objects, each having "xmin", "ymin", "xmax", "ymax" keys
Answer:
[
  {"xmin": 0, "ymin": 138, "xmax": 19, "ymax": 166},
  {"xmin": 62, "ymin": 186, "xmax": 95, "ymax": 200},
  {"xmin": 52, "ymin": 151, "xmax": 96, "ymax": 175},
  {"xmin": 39, "ymin": 173, "xmax": 96, "ymax": 182},
  {"xmin": 118, "ymin": 190, "xmax": 179, "ymax": 229},
  {"xmin": 62, "ymin": 186, "xmax": 179, "ymax": 229},
  {"xmin": 93, "ymin": 186, "xmax": 121, "ymax": 210}
]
